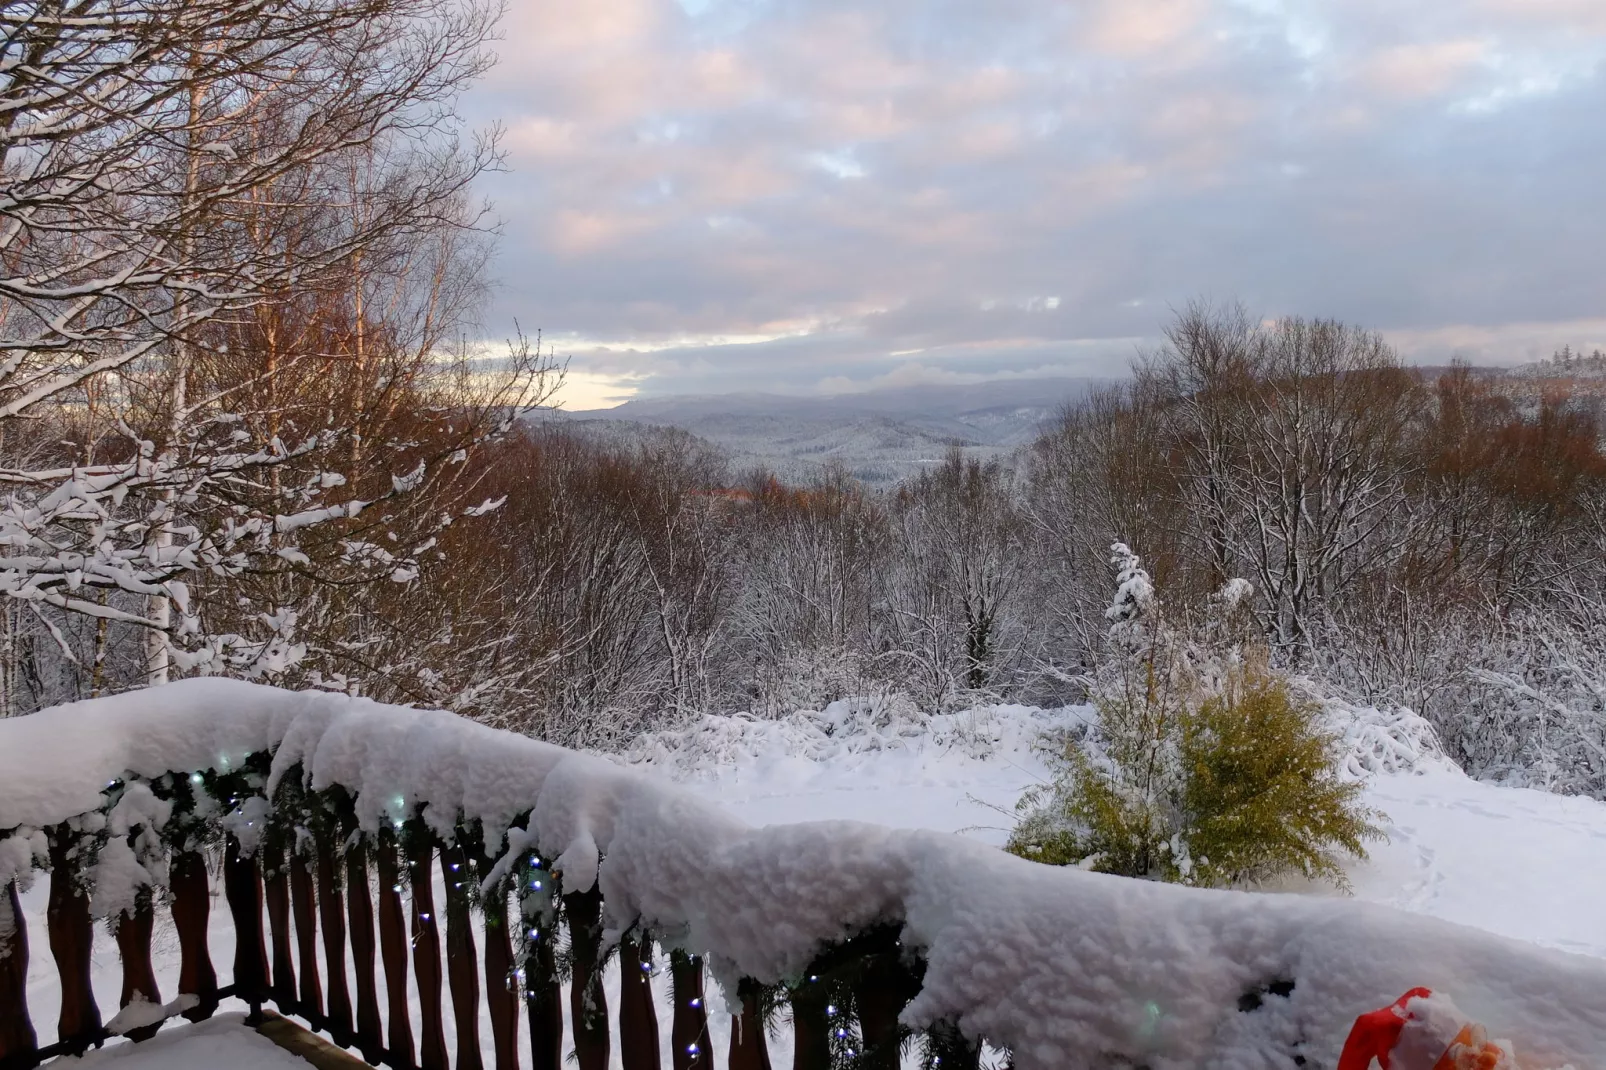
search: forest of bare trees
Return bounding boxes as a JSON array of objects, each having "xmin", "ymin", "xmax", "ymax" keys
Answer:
[
  {"xmin": 1032, "ymin": 306, "xmax": 1606, "ymax": 798},
  {"xmin": 5, "ymin": 6, "xmax": 1602, "ymax": 803},
  {"xmin": 8, "ymin": 295, "xmax": 1606, "ymax": 806},
  {"xmin": 341, "ymin": 304, "xmax": 1601, "ymax": 802}
]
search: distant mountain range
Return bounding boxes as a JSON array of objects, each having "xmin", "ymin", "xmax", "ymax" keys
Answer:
[
  {"xmin": 526, "ymin": 361, "xmax": 1606, "ymax": 487},
  {"xmin": 534, "ymin": 377, "xmax": 1105, "ymax": 487}
]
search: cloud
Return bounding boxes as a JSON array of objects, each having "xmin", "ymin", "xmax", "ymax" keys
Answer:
[
  {"xmin": 813, "ymin": 359, "xmax": 1126, "ymax": 395},
  {"xmin": 1082, "ymin": 0, "xmax": 1207, "ymax": 57},
  {"xmin": 1362, "ymin": 40, "xmax": 1488, "ymax": 99},
  {"xmin": 468, "ymin": 0, "xmax": 1606, "ymax": 400},
  {"xmin": 1384, "ymin": 318, "xmax": 1606, "ymax": 367},
  {"xmin": 1476, "ymin": 0, "xmax": 1606, "ymax": 35}
]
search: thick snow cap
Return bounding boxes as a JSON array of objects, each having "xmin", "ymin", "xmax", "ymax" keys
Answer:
[{"xmin": 2, "ymin": 680, "xmax": 1603, "ymax": 1069}]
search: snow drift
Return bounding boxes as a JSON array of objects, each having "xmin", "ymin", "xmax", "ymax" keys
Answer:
[{"xmin": 2, "ymin": 680, "xmax": 1603, "ymax": 1068}]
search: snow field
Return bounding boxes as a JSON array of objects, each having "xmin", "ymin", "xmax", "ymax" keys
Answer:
[{"xmin": 635, "ymin": 702, "xmax": 1606, "ymax": 961}]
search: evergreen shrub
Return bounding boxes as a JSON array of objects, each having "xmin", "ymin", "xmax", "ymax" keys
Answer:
[{"xmin": 1007, "ymin": 544, "xmax": 1381, "ymax": 889}]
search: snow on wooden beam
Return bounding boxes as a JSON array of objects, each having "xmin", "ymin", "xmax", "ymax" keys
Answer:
[{"xmin": 1, "ymin": 681, "xmax": 1604, "ymax": 1067}]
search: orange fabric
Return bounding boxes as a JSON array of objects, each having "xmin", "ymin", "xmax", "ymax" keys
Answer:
[{"xmin": 1432, "ymin": 1024, "xmax": 1511, "ymax": 1070}]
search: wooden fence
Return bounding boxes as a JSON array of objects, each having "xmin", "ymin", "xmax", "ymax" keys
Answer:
[{"xmin": 0, "ymin": 756, "xmax": 980, "ymax": 1070}]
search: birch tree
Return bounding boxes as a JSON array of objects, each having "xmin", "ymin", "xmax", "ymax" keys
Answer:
[{"xmin": 0, "ymin": 0, "xmax": 541, "ymax": 687}]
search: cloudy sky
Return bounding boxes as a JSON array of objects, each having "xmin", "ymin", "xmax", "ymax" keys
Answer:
[{"xmin": 465, "ymin": 0, "xmax": 1606, "ymax": 408}]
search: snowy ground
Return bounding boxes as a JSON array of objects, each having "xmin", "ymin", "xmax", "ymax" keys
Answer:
[
  {"xmin": 15, "ymin": 701, "xmax": 1606, "ymax": 1067},
  {"xmin": 632, "ymin": 703, "xmax": 1606, "ymax": 961},
  {"xmin": 1349, "ymin": 767, "xmax": 1606, "ymax": 959},
  {"xmin": 52, "ymin": 1014, "xmax": 307, "ymax": 1070}
]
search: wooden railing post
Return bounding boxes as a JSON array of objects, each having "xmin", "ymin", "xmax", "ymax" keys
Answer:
[
  {"xmin": 0, "ymin": 879, "xmax": 38, "ymax": 1069},
  {"xmin": 852, "ymin": 947, "xmax": 915, "ymax": 1070},
  {"xmin": 263, "ymin": 840, "xmax": 297, "ymax": 1012},
  {"xmin": 788, "ymin": 976, "xmax": 831, "ymax": 1070},
  {"xmin": 526, "ymin": 931, "xmax": 561, "ymax": 1070},
  {"xmin": 345, "ymin": 837, "xmax": 386, "ymax": 1065},
  {"xmin": 223, "ymin": 835, "xmax": 270, "ymax": 1021},
  {"xmin": 520, "ymin": 856, "xmax": 561, "ymax": 1070},
  {"xmin": 112, "ymin": 894, "xmax": 161, "ymax": 1041},
  {"xmin": 407, "ymin": 834, "xmax": 448, "ymax": 1070},
  {"xmin": 618, "ymin": 934, "xmax": 660, "ymax": 1070},
  {"xmin": 564, "ymin": 888, "xmax": 609, "ymax": 1070},
  {"xmin": 474, "ymin": 849, "xmax": 519, "ymax": 1070},
  {"xmin": 727, "ymin": 980, "xmax": 773, "ymax": 1070},
  {"xmin": 170, "ymin": 849, "xmax": 218, "ymax": 1021},
  {"xmin": 668, "ymin": 950, "xmax": 711, "ymax": 1070},
  {"xmin": 46, "ymin": 830, "xmax": 99, "ymax": 1055},
  {"xmin": 317, "ymin": 831, "xmax": 354, "ymax": 1046},
  {"xmin": 441, "ymin": 842, "xmax": 484, "ymax": 1070},
  {"xmin": 290, "ymin": 851, "xmax": 324, "ymax": 1026},
  {"xmin": 376, "ymin": 829, "xmax": 415, "ymax": 1070}
]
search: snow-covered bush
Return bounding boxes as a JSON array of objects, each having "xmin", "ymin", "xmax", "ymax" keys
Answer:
[
  {"xmin": 741, "ymin": 647, "xmax": 892, "ymax": 720},
  {"xmin": 1463, "ymin": 612, "xmax": 1606, "ymax": 799},
  {"xmin": 1312, "ymin": 589, "xmax": 1604, "ymax": 797},
  {"xmin": 1317, "ymin": 692, "xmax": 1451, "ymax": 781},
  {"xmin": 622, "ymin": 691, "xmax": 1017, "ymax": 776},
  {"xmin": 1008, "ymin": 545, "xmax": 1380, "ymax": 888}
]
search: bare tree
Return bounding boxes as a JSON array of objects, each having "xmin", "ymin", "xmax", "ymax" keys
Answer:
[
  {"xmin": 1141, "ymin": 301, "xmax": 1262, "ymax": 592},
  {"xmin": 888, "ymin": 449, "xmax": 1031, "ymax": 709},
  {"xmin": 1222, "ymin": 318, "xmax": 1421, "ymax": 660},
  {"xmin": 723, "ymin": 465, "xmax": 891, "ymax": 714},
  {"xmin": 0, "ymin": 0, "xmax": 541, "ymax": 686}
]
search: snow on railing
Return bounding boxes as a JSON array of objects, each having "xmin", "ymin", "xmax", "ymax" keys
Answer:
[{"xmin": 1, "ymin": 680, "xmax": 1604, "ymax": 1070}]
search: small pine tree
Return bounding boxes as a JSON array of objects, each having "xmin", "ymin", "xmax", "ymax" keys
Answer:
[{"xmin": 1007, "ymin": 543, "xmax": 1382, "ymax": 888}]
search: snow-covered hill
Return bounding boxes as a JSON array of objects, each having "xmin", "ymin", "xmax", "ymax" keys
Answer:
[{"xmin": 546, "ymin": 378, "xmax": 1103, "ymax": 486}]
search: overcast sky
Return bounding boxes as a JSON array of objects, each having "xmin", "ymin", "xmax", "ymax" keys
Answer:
[{"xmin": 464, "ymin": 0, "xmax": 1606, "ymax": 409}]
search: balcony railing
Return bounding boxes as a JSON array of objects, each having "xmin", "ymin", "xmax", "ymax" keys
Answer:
[{"xmin": 1, "ymin": 678, "xmax": 1603, "ymax": 1070}]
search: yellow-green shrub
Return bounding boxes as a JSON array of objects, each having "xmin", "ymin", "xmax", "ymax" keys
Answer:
[
  {"xmin": 1007, "ymin": 669, "xmax": 1381, "ymax": 889},
  {"xmin": 1179, "ymin": 673, "xmax": 1379, "ymax": 887}
]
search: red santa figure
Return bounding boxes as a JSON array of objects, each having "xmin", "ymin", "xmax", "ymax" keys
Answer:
[{"xmin": 1338, "ymin": 988, "xmax": 1519, "ymax": 1070}]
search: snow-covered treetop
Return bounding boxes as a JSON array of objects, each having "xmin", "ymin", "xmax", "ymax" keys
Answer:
[
  {"xmin": 1, "ymin": 681, "xmax": 1603, "ymax": 1068},
  {"xmin": 1104, "ymin": 541, "xmax": 1157, "ymax": 653}
]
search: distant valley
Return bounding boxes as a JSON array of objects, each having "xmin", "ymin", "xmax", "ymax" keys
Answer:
[{"xmin": 534, "ymin": 377, "xmax": 1104, "ymax": 487}]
